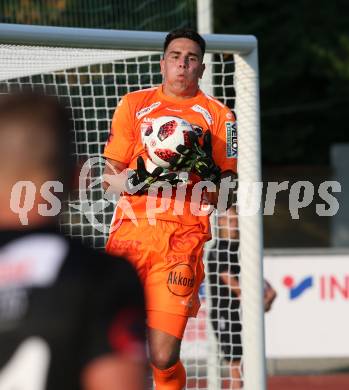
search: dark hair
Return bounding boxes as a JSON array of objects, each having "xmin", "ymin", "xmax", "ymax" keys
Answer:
[
  {"xmin": 0, "ymin": 92, "xmax": 74, "ymax": 189},
  {"xmin": 163, "ymin": 28, "xmax": 206, "ymax": 58}
]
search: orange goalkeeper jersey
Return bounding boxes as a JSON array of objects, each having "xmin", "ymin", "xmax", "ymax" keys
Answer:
[{"xmin": 103, "ymin": 85, "xmax": 237, "ymax": 233}]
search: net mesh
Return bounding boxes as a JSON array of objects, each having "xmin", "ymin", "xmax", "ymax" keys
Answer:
[{"xmin": 0, "ymin": 43, "xmax": 242, "ymax": 389}]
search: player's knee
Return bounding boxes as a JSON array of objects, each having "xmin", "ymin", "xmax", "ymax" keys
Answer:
[{"xmin": 150, "ymin": 348, "xmax": 179, "ymax": 370}]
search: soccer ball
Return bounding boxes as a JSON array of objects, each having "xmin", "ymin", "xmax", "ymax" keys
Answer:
[{"xmin": 142, "ymin": 116, "xmax": 194, "ymax": 168}]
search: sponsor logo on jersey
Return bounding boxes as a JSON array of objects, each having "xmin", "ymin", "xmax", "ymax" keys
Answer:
[
  {"xmin": 142, "ymin": 117, "xmax": 156, "ymax": 123},
  {"xmin": 136, "ymin": 102, "xmax": 161, "ymax": 119},
  {"xmin": 165, "ymin": 107, "xmax": 183, "ymax": 112},
  {"xmin": 226, "ymin": 121, "xmax": 237, "ymax": 158},
  {"xmin": 190, "ymin": 104, "xmax": 213, "ymax": 125},
  {"xmin": 165, "ymin": 254, "xmax": 196, "ymax": 264},
  {"xmin": 169, "ymin": 233, "xmax": 198, "ymax": 253},
  {"xmin": 167, "ymin": 264, "xmax": 195, "ymax": 297},
  {"xmin": 109, "ymin": 240, "xmax": 142, "ymax": 261}
]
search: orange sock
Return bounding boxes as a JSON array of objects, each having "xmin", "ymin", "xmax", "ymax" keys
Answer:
[{"xmin": 151, "ymin": 360, "xmax": 186, "ymax": 390}]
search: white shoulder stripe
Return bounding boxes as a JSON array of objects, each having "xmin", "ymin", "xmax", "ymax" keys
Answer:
[
  {"xmin": 205, "ymin": 94, "xmax": 225, "ymax": 108},
  {"xmin": 136, "ymin": 101, "xmax": 161, "ymax": 119},
  {"xmin": 191, "ymin": 104, "xmax": 213, "ymax": 125},
  {"xmin": 0, "ymin": 235, "xmax": 68, "ymax": 289}
]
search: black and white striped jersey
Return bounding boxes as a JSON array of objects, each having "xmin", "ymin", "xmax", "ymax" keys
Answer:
[{"xmin": 0, "ymin": 228, "xmax": 146, "ymax": 390}]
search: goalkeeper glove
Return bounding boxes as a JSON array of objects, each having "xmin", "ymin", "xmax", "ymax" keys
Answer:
[
  {"xmin": 127, "ymin": 156, "xmax": 180, "ymax": 194},
  {"xmin": 169, "ymin": 131, "xmax": 221, "ymax": 184}
]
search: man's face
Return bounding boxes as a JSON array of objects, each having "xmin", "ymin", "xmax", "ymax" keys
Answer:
[{"xmin": 160, "ymin": 38, "xmax": 205, "ymax": 97}]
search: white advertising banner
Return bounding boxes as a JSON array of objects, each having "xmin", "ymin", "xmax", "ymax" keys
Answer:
[
  {"xmin": 181, "ymin": 254, "xmax": 349, "ymax": 360},
  {"xmin": 264, "ymin": 254, "xmax": 349, "ymax": 358}
]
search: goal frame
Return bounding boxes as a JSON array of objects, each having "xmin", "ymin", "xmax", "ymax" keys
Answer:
[{"xmin": 0, "ymin": 22, "xmax": 266, "ymax": 390}]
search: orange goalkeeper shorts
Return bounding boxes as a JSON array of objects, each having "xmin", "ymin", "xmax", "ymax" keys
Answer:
[{"xmin": 106, "ymin": 219, "xmax": 209, "ymax": 318}]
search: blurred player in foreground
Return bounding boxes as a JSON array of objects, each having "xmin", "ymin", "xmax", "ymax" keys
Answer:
[
  {"xmin": 0, "ymin": 93, "xmax": 147, "ymax": 390},
  {"xmin": 103, "ymin": 28, "xmax": 237, "ymax": 389},
  {"xmin": 208, "ymin": 207, "xmax": 277, "ymax": 389}
]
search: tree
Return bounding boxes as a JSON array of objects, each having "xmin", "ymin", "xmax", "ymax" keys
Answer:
[{"xmin": 214, "ymin": 0, "xmax": 349, "ymax": 164}]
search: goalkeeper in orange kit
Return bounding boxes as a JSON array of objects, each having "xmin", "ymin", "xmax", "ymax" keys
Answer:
[{"xmin": 103, "ymin": 28, "xmax": 237, "ymax": 390}]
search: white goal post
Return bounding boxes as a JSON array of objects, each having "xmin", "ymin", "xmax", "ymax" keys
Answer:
[{"xmin": 0, "ymin": 23, "xmax": 266, "ymax": 390}]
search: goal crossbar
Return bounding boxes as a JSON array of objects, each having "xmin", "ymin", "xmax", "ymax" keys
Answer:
[
  {"xmin": 0, "ymin": 23, "xmax": 265, "ymax": 390},
  {"xmin": 0, "ymin": 23, "xmax": 256, "ymax": 54}
]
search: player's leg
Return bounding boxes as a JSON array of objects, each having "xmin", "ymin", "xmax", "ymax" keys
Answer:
[
  {"xmin": 108, "ymin": 220, "xmax": 207, "ymax": 389},
  {"xmin": 225, "ymin": 301, "xmax": 243, "ymax": 389},
  {"xmin": 230, "ymin": 360, "xmax": 243, "ymax": 389},
  {"xmin": 105, "ymin": 220, "xmax": 189, "ymax": 390},
  {"xmin": 210, "ymin": 278, "xmax": 243, "ymax": 389},
  {"xmin": 147, "ymin": 312, "xmax": 188, "ymax": 390},
  {"xmin": 145, "ymin": 221, "xmax": 208, "ymax": 389}
]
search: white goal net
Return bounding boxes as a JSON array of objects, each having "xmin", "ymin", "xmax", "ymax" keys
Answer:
[{"xmin": 0, "ymin": 24, "xmax": 265, "ymax": 390}]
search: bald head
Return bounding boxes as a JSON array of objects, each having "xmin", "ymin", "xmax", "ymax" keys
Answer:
[
  {"xmin": 0, "ymin": 93, "xmax": 74, "ymax": 229},
  {"xmin": 0, "ymin": 92, "xmax": 73, "ymax": 185}
]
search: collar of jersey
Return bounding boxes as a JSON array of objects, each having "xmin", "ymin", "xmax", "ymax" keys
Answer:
[
  {"xmin": 156, "ymin": 85, "xmax": 205, "ymax": 105},
  {"xmin": 0, "ymin": 224, "xmax": 60, "ymax": 247}
]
